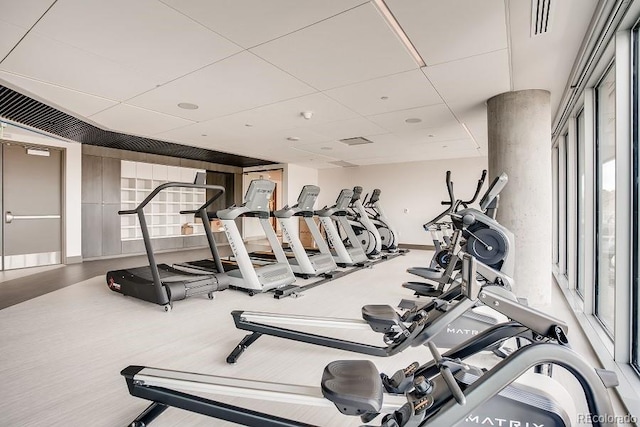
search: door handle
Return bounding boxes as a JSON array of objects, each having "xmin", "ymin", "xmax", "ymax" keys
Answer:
[{"xmin": 5, "ymin": 211, "xmax": 60, "ymax": 223}]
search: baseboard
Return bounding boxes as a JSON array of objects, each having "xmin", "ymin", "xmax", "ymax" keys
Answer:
[
  {"xmin": 398, "ymin": 244, "xmax": 434, "ymax": 250},
  {"xmin": 65, "ymin": 256, "xmax": 83, "ymax": 264}
]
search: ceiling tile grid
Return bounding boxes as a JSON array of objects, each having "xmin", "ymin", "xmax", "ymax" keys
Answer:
[
  {"xmin": 0, "ymin": 0, "xmax": 56, "ymax": 28},
  {"xmin": 89, "ymin": 103, "xmax": 195, "ymax": 136},
  {"xmin": 324, "ymin": 69, "xmax": 443, "ymax": 116},
  {"xmin": 0, "ymin": 71, "xmax": 118, "ymax": 117},
  {"xmin": 0, "ymin": 0, "xmax": 600, "ymax": 168},
  {"xmin": 127, "ymin": 51, "xmax": 316, "ymax": 121},
  {"xmin": 422, "ymin": 49, "xmax": 511, "ymax": 108},
  {"xmin": 0, "ymin": 21, "xmax": 29, "ymax": 60},
  {"xmin": 250, "ymin": 2, "xmax": 419, "ymax": 90},
  {"xmin": 0, "ymin": 32, "xmax": 159, "ymax": 100},
  {"xmin": 385, "ymin": 0, "xmax": 508, "ymax": 66},
  {"xmin": 30, "ymin": 0, "xmax": 243, "ymax": 85},
  {"xmin": 159, "ymin": 0, "xmax": 368, "ymax": 49}
]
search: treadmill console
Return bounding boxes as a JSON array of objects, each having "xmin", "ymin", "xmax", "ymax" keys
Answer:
[
  {"xmin": 368, "ymin": 189, "xmax": 381, "ymax": 205},
  {"xmin": 244, "ymin": 179, "xmax": 275, "ymax": 212},
  {"xmin": 334, "ymin": 189, "xmax": 354, "ymax": 209},
  {"xmin": 296, "ymin": 185, "xmax": 320, "ymax": 212},
  {"xmin": 350, "ymin": 186, "xmax": 363, "ymax": 203},
  {"xmin": 479, "ymin": 173, "xmax": 508, "ymax": 211}
]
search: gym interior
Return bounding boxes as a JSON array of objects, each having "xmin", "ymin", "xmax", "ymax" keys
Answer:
[{"xmin": 0, "ymin": 1, "xmax": 639, "ymax": 426}]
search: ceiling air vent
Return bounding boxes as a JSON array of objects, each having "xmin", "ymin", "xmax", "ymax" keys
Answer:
[
  {"xmin": 531, "ymin": 0, "xmax": 554, "ymax": 37},
  {"xmin": 330, "ymin": 160, "xmax": 358, "ymax": 168},
  {"xmin": 339, "ymin": 137, "xmax": 373, "ymax": 146}
]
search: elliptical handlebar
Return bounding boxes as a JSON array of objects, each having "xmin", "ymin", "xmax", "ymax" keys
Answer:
[
  {"xmin": 444, "ymin": 170, "xmax": 454, "ymax": 206},
  {"xmin": 425, "ymin": 170, "xmax": 488, "ymax": 229},
  {"xmin": 463, "ymin": 169, "xmax": 487, "ymax": 206}
]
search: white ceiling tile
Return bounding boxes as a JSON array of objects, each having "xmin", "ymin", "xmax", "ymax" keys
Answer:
[
  {"xmin": 423, "ymin": 49, "xmax": 510, "ymax": 107},
  {"xmin": 32, "ymin": 0, "xmax": 242, "ymax": 84},
  {"xmin": 250, "ymin": 2, "xmax": 418, "ymax": 90},
  {"xmin": 367, "ymin": 104, "xmax": 457, "ymax": 133},
  {"xmin": 369, "ymin": 126, "xmax": 470, "ymax": 146},
  {"xmin": 90, "ymin": 104, "xmax": 194, "ymax": 136},
  {"xmin": 352, "ymin": 146, "xmax": 482, "ymax": 166},
  {"xmin": 160, "ymin": 0, "xmax": 367, "ymax": 48},
  {"xmin": 222, "ymin": 92, "xmax": 361, "ymax": 132},
  {"xmin": 128, "ymin": 52, "xmax": 316, "ymax": 121},
  {"xmin": 385, "ymin": 0, "xmax": 507, "ymax": 65},
  {"xmin": 0, "ymin": 21, "xmax": 28, "ymax": 60},
  {"xmin": 0, "ymin": 71, "xmax": 118, "ymax": 117},
  {"xmin": 448, "ymin": 103, "xmax": 487, "ymax": 150},
  {"xmin": 307, "ymin": 117, "xmax": 388, "ymax": 140},
  {"xmin": 324, "ymin": 69, "xmax": 442, "ymax": 116},
  {"xmin": 0, "ymin": 0, "xmax": 55, "ymax": 28},
  {"xmin": 0, "ymin": 33, "xmax": 158, "ymax": 100}
]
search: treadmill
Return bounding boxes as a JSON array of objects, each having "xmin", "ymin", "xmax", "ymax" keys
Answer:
[
  {"xmin": 209, "ymin": 179, "xmax": 296, "ymax": 295},
  {"xmin": 106, "ymin": 181, "xmax": 230, "ymax": 312},
  {"xmin": 271, "ymin": 185, "xmax": 337, "ymax": 278}
]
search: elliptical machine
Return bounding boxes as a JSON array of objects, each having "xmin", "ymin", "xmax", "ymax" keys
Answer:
[
  {"xmin": 361, "ymin": 189, "xmax": 403, "ymax": 253},
  {"xmin": 345, "ymin": 186, "xmax": 383, "ymax": 258}
]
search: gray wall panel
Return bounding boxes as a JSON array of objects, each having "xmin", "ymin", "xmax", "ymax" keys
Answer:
[
  {"xmin": 101, "ymin": 157, "xmax": 121, "ymax": 204},
  {"xmin": 184, "ymin": 235, "xmax": 208, "ymax": 248},
  {"xmin": 122, "ymin": 239, "xmax": 145, "ymax": 254},
  {"xmin": 102, "ymin": 204, "xmax": 121, "ymax": 256},
  {"xmin": 82, "ymin": 155, "xmax": 102, "ymax": 204},
  {"xmin": 82, "ymin": 204, "xmax": 102, "ymax": 258}
]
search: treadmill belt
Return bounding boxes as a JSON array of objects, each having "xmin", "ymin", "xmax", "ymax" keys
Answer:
[{"xmin": 127, "ymin": 264, "xmax": 214, "ymax": 283}]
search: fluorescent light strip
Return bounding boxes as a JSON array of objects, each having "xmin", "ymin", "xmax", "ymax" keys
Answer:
[
  {"xmin": 373, "ymin": 0, "xmax": 426, "ymax": 67},
  {"xmin": 461, "ymin": 123, "xmax": 482, "ymax": 150}
]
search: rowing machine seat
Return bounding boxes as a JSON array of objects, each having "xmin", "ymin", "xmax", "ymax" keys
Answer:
[
  {"xmin": 321, "ymin": 360, "xmax": 383, "ymax": 416},
  {"xmin": 362, "ymin": 305, "xmax": 403, "ymax": 333}
]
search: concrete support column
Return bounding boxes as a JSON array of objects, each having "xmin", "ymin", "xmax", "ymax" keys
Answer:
[{"xmin": 487, "ymin": 89, "xmax": 551, "ymax": 307}]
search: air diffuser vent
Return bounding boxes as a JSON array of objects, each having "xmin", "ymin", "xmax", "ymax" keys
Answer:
[
  {"xmin": 330, "ymin": 160, "xmax": 358, "ymax": 168},
  {"xmin": 339, "ymin": 137, "xmax": 373, "ymax": 146},
  {"xmin": 531, "ymin": 0, "xmax": 554, "ymax": 36}
]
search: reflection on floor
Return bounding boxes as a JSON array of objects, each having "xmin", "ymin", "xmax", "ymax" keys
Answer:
[{"xmin": 0, "ymin": 249, "xmax": 632, "ymax": 426}]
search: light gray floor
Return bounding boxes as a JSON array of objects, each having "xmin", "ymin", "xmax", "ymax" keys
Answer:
[{"xmin": 0, "ymin": 250, "xmax": 630, "ymax": 426}]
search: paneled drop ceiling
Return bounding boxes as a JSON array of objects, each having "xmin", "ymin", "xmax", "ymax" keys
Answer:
[{"xmin": 0, "ymin": 0, "xmax": 599, "ymax": 168}]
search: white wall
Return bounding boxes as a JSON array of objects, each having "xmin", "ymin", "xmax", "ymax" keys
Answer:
[
  {"xmin": 317, "ymin": 157, "xmax": 489, "ymax": 245},
  {"xmin": 1, "ymin": 122, "xmax": 82, "ymax": 261},
  {"xmin": 285, "ymin": 164, "xmax": 319, "ymax": 205}
]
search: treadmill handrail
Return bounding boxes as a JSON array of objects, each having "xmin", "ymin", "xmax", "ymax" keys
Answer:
[{"xmin": 118, "ymin": 182, "xmax": 226, "ymax": 215}]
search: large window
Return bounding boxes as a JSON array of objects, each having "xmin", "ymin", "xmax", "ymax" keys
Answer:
[
  {"xmin": 576, "ymin": 110, "xmax": 586, "ymax": 297},
  {"xmin": 595, "ymin": 63, "xmax": 616, "ymax": 334},
  {"xmin": 564, "ymin": 134, "xmax": 570, "ymax": 279},
  {"xmin": 633, "ymin": 27, "xmax": 640, "ymax": 370}
]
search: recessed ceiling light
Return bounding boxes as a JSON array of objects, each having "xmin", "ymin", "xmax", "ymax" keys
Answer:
[
  {"xmin": 201, "ymin": 134, "xmax": 207, "ymax": 137},
  {"xmin": 177, "ymin": 102, "xmax": 199, "ymax": 110},
  {"xmin": 428, "ymin": 134, "xmax": 435, "ymax": 138},
  {"xmin": 405, "ymin": 118, "xmax": 422, "ymax": 124},
  {"xmin": 380, "ymin": 96, "xmax": 389, "ymax": 100},
  {"xmin": 442, "ymin": 145, "xmax": 448, "ymax": 148},
  {"xmin": 245, "ymin": 123, "xmax": 253, "ymax": 127},
  {"xmin": 320, "ymin": 146, "xmax": 333, "ymax": 150},
  {"xmin": 287, "ymin": 136, "xmax": 300, "ymax": 141}
]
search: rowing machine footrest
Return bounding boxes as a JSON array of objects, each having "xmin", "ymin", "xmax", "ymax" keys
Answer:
[
  {"xmin": 402, "ymin": 282, "xmax": 443, "ymax": 298},
  {"xmin": 407, "ymin": 267, "xmax": 444, "ymax": 281},
  {"xmin": 322, "ymin": 360, "xmax": 383, "ymax": 416},
  {"xmin": 362, "ymin": 305, "xmax": 402, "ymax": 333}
]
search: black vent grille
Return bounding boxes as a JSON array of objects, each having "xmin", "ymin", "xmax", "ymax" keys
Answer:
[{"xmin": 0, "ymin": 85, "xmax": 274, "ymax": 168}]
